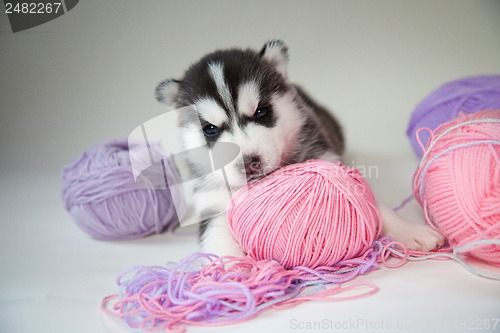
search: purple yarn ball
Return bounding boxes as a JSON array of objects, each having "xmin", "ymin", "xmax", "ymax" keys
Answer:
[
  {"xmin": 407, "ymin": 75, "xmax": 500, "ymax": 158},
  {"xmin": 61, "ymin": 140, "xmax": 182, "ymax": 240}
]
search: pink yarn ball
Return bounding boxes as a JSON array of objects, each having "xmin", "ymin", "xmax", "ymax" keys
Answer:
[
  {"xmin": 228, "ymin": 160, "xmax": 381, "ymax": 269},
  {"xmin": 413, "ymin": 110, "xmax": 500, "ymax": 265}
]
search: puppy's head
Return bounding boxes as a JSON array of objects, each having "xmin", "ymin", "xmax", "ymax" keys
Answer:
[{"xmin": 156, "ymin": 40, "xmax": 305, "ymax": 187}]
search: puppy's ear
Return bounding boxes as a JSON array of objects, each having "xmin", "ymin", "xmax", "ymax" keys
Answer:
[
  {"xmin": 260, "ymin": 40, "xmax": 289, "ymax": 78},
  {"xmin": 155, "ymin": 79, "xmax": 180, "ymax": 110}
]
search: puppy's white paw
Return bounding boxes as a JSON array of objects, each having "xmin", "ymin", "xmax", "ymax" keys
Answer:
[
  {"xmin": 396, "ymin": 224, "xmax": 446, "ymax": 252},
  {"xmin": 378, "ymin": 202, "xmax": 446, "ymax": 252},
  {"xmin": 201, "ymin": 240, "xmax": 247, "ymax": 258},
  {"xmin": 200, "ymin": 225, "xmax": 247, "ymax": 258},
  {"xmin": 216, "ymin": 245, "xmax": 247, "ymax": 258}
]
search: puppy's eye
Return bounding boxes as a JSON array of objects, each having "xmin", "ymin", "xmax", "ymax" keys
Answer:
[
  {"xmin": 255, "ymin": 106, "xmax": 269, "ymax": 119},
  {"xmin": 202, "ymin": 124, "xmax": 219, "ymax": 137}
]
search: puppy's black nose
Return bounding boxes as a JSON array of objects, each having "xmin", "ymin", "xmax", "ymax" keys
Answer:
[{"xmin": 243, "ymin": 154, "xmax": 262, "ymax": 174}]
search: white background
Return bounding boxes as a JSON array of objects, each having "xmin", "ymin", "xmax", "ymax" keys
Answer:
[{"xmin": 1, "ymin": 1, "xmax": 499, "ymax": 333}]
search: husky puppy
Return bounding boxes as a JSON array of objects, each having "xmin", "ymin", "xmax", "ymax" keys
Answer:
[{"xmin": 156, "ymin": 40, "xmax": 444, "ymax": 257}]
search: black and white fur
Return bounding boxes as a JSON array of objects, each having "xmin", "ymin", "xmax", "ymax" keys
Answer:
[{"xmin": 156, "ymin": 40, "xmax": 444, "ymax": 257}]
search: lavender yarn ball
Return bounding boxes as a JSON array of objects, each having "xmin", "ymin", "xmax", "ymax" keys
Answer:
[
  {"xmin": 407, "ymin": 75, "xmax": 500, "ymax": 157},
  {"xmin": 61, "ymin": 140, "xmax": 182, "ymax": 240}
]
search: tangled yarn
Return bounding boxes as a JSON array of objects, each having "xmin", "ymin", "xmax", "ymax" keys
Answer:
[
  {"xmin": 407, "ymin": 75, "xmax": 500, "ymax": 157},
  {"xmin": 101, "ymin": 241, "xmax": 398, "ymax": 332},
  {"xmin": 102, "ymin": 156, "xmax": 499, "ymax": 332},
  {"xmin": 413, "ymin": 110, "xmax": 500, "ymax": 266},
  {"xmin": 101, "ymin": 160, "xmax": 391, "ymax": 332},
  {"xmin": 61, "ymin": 139, "xmax": 182, "ymax": 240},
  {"xmin": 228, "ymin": 160, "xmax": 381, "ymax": 269}
]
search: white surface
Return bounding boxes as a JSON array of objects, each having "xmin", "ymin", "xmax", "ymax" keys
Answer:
[{"xmin": 1, "ymin": 1, "xmax": 500, "ymax": 333}]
